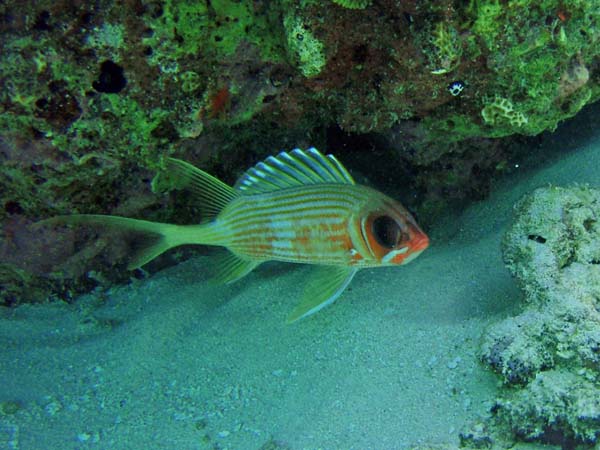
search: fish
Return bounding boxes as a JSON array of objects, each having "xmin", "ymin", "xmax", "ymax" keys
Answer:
[{"xmin": 40, "ymin": 148, "xmax": 429, "ymax": 322}]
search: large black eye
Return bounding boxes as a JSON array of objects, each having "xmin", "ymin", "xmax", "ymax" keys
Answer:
[{"xmin": 371, "ymin": 215, "xmax": 402, "ymax": 248}]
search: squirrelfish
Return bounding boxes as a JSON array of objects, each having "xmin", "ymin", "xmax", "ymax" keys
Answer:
[{"xmin": 43, "ymin": 148, "xmax": 429, "ymax": 322}]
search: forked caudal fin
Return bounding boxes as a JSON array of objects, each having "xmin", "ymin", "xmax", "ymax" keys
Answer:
[
  {"xmin": 37, "ymin": 214, "xmax": 217, "ymax": 270},
  {"xmin": 37, "ymin": 157, "xmax": 239, "ymax": 270}
]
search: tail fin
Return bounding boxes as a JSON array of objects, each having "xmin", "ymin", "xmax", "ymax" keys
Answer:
[
  {"xmin": 38, "ymin": 157, "xmax": 238, "ymax": 270},
  {"xmin": 38, "ymin": 214, "xmax": 203, "ymax": 270}
]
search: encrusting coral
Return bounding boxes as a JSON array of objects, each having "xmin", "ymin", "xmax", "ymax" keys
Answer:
[
  {"xmin": 475, "ymin": 186, "xmax": 600, "ymax": 447},
  {"xmin": 481, "ymin": 96, "xmax": 528, "ymax": 129}
]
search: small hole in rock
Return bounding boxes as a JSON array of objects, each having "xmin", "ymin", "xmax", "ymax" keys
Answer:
[
  {"xmin": 92, "ymin": 60, "xmax": 127, "ymax": 93},
  {"xmin": 528, "ymin": 234, "xmax": 546, "ymax": 244},
  {"xmin": 4, "ymin": 200, "xmax": 23, "ymax": 214},
  {"xmin": 583, "ymin": 219, "xmax": 595, "ymax": 232}
]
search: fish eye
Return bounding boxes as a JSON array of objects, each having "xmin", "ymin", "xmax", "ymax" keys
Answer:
[{"xmin": 371, "ymin": 215, "xmax": 402, "ymax": 248}]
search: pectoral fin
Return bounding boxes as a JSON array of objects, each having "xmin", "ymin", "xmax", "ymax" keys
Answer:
[{"xmin": 287, "ymin": 266, "xmax": 358, "ymax": 323}]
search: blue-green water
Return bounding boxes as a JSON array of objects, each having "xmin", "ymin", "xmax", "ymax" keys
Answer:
[{"xmin": 1, "ymin": 104, "xmax": 599, "ymax": 449}]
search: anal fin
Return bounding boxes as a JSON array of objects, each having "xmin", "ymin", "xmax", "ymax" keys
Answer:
[
  {"xmin": 287, "ymin": 266, "xmax": 358, "ymax": 323},
  {"xmin": 210, "ymin": 251, "xmax": 259, "ymax": 285}
]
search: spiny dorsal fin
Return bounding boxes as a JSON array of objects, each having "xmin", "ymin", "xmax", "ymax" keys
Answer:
[
  {"xmin": 166, "ymin": 157, "xmax": 238, "ymax": 219},
  {"xmin": 233, "ymin": 148, "xmax": 355, "ymax": 195}
]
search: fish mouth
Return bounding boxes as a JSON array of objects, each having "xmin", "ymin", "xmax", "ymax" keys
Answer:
[
  {"xmin": 401, "ymin": 248, "xmax": 425, "ymax": 264},
  {"xmin": 412, "ymin": 233, "xmax": 430, "ymax": 252},
  {"xmin": 385, "ymin": 233, "xmax": 429, "ymax": 265}
]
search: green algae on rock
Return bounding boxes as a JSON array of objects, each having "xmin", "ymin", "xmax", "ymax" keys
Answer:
[
  {"xmin": 331, "ymin": 0, "xmax": 372, "ymax": 9},
  {"xmin": 283, "ymin": 12, "xmax": 326, "ymax": 78}
]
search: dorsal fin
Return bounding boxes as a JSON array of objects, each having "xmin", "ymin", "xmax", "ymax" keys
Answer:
[
  {"xmin": 165, "ymin": 157, "xmax": 238, "ymax": 220},
  {"xmin": 233, "ymin": 148, "xmax": 355, "ymax": 195}
]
